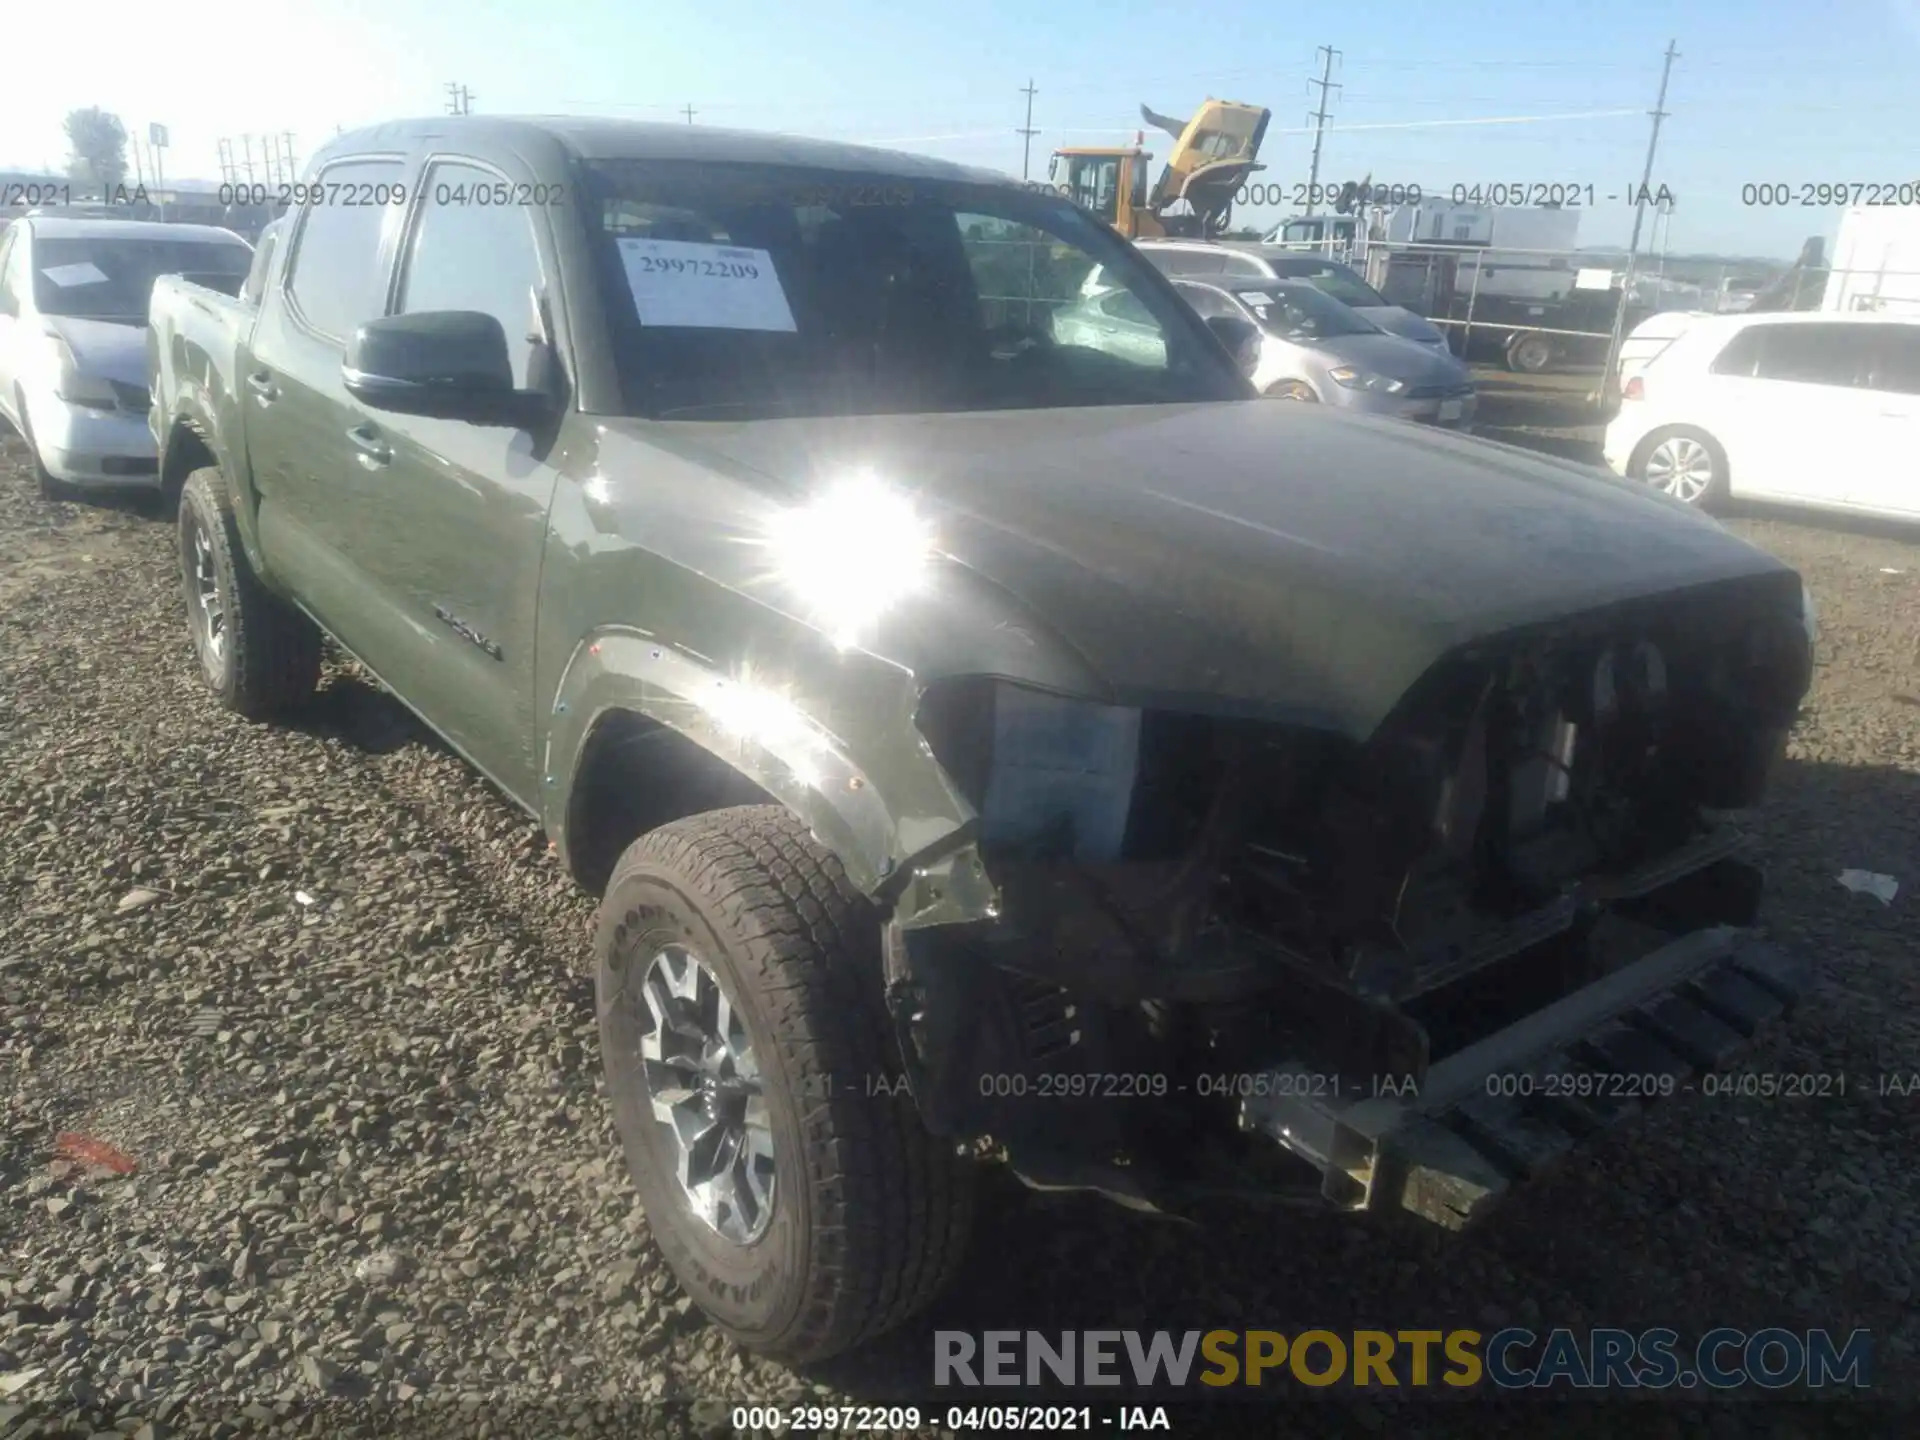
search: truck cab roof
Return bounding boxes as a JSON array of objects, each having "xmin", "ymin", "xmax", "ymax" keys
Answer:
[{"xmin": 315, "ymin": 115, "xmax": 1018, "ymax": 189}]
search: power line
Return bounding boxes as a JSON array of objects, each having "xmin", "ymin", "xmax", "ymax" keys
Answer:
[
  {"xmin": 1016, "ymin": 79, "xmax": 1040, "ymax": 181},
  {"xmin": 1602, "ymin": 40, "xmax": 1682, "ymax": 400},
  {"xmin": 1304, "ymin": 46, "xmax": 1341, "ymax": 216}
]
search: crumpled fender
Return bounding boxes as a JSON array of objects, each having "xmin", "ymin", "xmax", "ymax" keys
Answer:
[{"xmin": 541, "ymin": 626, "xmax": 1001, "ymax": 928}]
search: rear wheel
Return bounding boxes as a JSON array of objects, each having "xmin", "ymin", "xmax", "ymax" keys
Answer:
[
  {"xmin": 596, "ymin": 805, "xmax": 975, "ymax": 1364},
  {"xmin": 1266, "ymin": 379, "xmax": 1318, "ymax": 401},
  {"xmin": 1631, "ymin": 426, "xmax": 1729, "ymax": 509},
  {"xmin": 177, "ymin": 467, "xmax": 322, "ymax": 717},
  {"xmin": 1506, "ymin": 333, "xmax": 1555, "ymax": 374}
]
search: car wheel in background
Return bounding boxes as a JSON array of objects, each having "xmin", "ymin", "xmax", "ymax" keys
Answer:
[
  {"xmin": 1266, "ymin": 379, "xmax": 1318, "ymax": 401},
  {"xmin": 177, "ymin": 467, "xmax": 322, "ymax": 717},
  {"xmin": 1631, "ymin": 426, "xmax": 1729, "ymax": 510},
  {"xmin": 596, "ymin": 805, "xmax": 975, "ymax": 1364},
  {"xmin": 15, "ymin": 391, "xmax": 76, "ymax": 502},
  {"xmin": 1505, "ymin": 333, "xmax": 1555, "ymax": 374}
]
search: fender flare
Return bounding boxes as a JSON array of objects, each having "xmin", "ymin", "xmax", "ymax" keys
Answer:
[
  {"xmin": 541, "ymin": 627, "xmax": 999, "ymax": 929},
  {"xmin": 160, "ymin": 399, "xmax": 268, "ymax": 573}
]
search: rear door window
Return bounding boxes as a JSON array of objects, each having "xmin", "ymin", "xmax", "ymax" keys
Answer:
[
  {"xmin": 1866, "ymin": 323, "xmax": 1920, "ymax": 396},
  {"xmin": 1745, "ymin": 323, "xmax": 1871, "ymax": 388},
  {"xmin": 284, "ymin": 158, "xmax": 407, "ymax": 342}
]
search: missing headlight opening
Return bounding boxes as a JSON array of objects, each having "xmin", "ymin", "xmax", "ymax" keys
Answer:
[{"xmin": 898, "ymin": 584, "xmax": 1812, "ymax": 1218}]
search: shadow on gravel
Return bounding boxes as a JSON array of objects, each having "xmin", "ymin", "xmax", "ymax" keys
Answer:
[
  {"xmin": 287, "ymin": 673, "xmax": 437, "ymax": 756},
  {"xmin": 1719, "ymin": 496, "xmax": 1920, "ymax": 546},
  {"xmin": 1474, "ymin": 428, "xmax": 1606, "ymax": 467}
]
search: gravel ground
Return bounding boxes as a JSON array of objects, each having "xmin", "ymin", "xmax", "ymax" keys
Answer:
[{"xmin": 2, "ymin": 425, "xmax": 1916, "ymax": 1439}]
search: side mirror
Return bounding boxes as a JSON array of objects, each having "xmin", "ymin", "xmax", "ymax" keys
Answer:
[
  {"xmin": 343, "ymin": 311, "xmax": 552, "ymax": 428},
  {"xmin": 1204, "ymin": 313, "xmax": 1262, "ymax": 377}
]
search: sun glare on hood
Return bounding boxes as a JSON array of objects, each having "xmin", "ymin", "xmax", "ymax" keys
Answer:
[{"xmin": 763, "ymin": 471, "xmax": 935, "ymax": 649}]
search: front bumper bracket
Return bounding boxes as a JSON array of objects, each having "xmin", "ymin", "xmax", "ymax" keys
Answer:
[{"xmin": 1238, "ymin": 925, "xmax": 1812, "ymax": 1229}]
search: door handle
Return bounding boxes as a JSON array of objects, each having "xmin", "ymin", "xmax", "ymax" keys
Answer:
[
  {"xmin": 245, "ymin": 371, "xmax": 279, "ymax": 404},
  {"xmin": 347, "ymin": 424, "xmax": 392, "ymax": 468}
]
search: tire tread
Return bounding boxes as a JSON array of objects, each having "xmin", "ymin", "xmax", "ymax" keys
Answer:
[
  {"xmin": 605, "ymin": 804, "xmax": 974, "ymax": 1363},
  {"xmin": 180, "ymin": 468, "xmax": 321, "ymax": 717}
]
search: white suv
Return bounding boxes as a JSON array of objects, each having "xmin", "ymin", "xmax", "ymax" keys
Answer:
[{"xmin": 1603, "ymin": 311, "xmax": 1920, "ymax": 518}]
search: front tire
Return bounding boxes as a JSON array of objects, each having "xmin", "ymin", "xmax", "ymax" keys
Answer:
[
  {"xmin": 177, "ymin": 468, "xmax": 322, "ymax": 717},
  {"xmin": 1266, "ymin": 379, "xmax": 1318, "ymax": 401},
  {"xmin": 15, "ymin": 391, "xmax": 74, "ymax": 502},
  {"xmin": 1631, "ymin": 426, "xmax": 1729, "ymax": 509},
  {"xmin": 596, "ymin": 805, "xmax": 975, "ymax": 1364}
]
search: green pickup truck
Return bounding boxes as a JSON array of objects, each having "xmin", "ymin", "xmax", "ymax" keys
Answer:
[{"xmin": 148, "ymin": 116, "xmax": 1818, "ymax": 1365}]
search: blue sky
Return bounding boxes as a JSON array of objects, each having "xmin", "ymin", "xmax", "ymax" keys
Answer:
[{"xmin": 7, "ymin": 0, "xmax": 1917, "ymax": 257}]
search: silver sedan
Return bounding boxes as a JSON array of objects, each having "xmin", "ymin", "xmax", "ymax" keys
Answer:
[{"xmin": 1056, "ymin": 277, "xmax": 1476, "ymax": 428}]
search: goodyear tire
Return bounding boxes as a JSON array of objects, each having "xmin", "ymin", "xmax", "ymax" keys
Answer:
[
  {"xmin": 177, "ymin": 467, "xmax": 322, "ymax": 717},
  {"xmin": 596, "ymin": 805, "xmax": 975, "ymax": 1364}
]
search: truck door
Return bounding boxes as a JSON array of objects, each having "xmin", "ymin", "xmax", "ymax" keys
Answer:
[
  {"xmin": 243, "ymin": 156, "xmax": 408, "ymax": 643},
  {"xmin": 338, "ymin": 157, "xmax": 565, "ymax": 802}
]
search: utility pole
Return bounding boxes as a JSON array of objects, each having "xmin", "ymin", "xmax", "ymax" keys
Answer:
[
  {"xmin": 241, "ymin": 135, "xmax": 256, "ymax": 184},
  {"xmin": 1016, "ymin": 79, "xmax": 1040, "ymax": 181},
  {"xmin": 682, "ymin": 103, "xmax": 697, "ymax": 124},
  {"xmin": 1600, "ymin": 39, "xmax": 1680, "ymax": 404},
  {"xmin": 1303, "ymin": 45, "xmax": 1341, "ymax": 216},
  {"xmin": 446, "ymin": 83, "xmax": 473, "ymax": 116},
  {"xmin": 283, "ymin": 132, "xmax": 297, "ymax": 182}
]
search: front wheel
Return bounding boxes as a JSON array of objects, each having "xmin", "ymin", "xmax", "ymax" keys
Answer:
[
  {"xmin": 15, "ymin": 392, "xmax": 74, "ymax": 502},
  {"xmin": 596, "ymin": 806, "xmax": 975, "ymax": 1364},
  {"xmin": 1631, "ymin": 426, "xmax": 1729, "ymax": 509},
  {"xmin": 1266, "ymin": 379, "xmax": 1318, "ymax": 401}
]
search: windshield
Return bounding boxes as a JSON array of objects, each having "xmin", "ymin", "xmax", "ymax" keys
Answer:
[
  {"xmin": 578, "ymin": 160, "xmax": 1247, "ymax": 419},
  {"xmin": 32, "ymin": 235, "xmax": 252, "ymax": 320},
  {"xmin": 1272, "ymin": 260, "xmax": 1388, "ymax": 308},
  {"xmin": 1232, "ymin": 282, "xmax": 1382, "ymax": 341}
]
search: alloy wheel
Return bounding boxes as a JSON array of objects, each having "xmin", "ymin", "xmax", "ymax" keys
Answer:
[
  {"xmin": 1644, "ymin": 435, "xmax": 1715, "ymax": 504},
  {"xmin": 637, "ymin": 944, "xmax": 776, "ymax": 1245},
  {"xmin": 189, "ymin": 517, "xmax": 228, "ymax": 667}
]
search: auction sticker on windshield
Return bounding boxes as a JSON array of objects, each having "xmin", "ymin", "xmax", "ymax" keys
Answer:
[
  {"xmin": 40, "ymin": 262, "xmax": 110, "ymax": 288},
  {"xmin": 616, "ymin": 238, "xmax": 796, "ymax": 332}
]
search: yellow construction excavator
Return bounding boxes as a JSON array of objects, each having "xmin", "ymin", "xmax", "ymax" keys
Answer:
[{"xmin": 1048, "ymin": 99, "xmax": 1270, "ymax": 239}]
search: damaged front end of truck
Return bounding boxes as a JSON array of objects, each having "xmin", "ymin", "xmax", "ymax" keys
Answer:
[{"xmin": 879, "ymin": 574, "xmax": 1817, "ymax": 1230}]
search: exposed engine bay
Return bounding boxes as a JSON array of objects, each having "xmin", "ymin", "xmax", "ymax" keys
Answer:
[{"xmin": 889, "ymin": 577, "xmax": 1815, "ymax": 1221}]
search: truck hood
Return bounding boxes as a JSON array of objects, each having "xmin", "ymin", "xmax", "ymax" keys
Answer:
[
  {"xmin": 604, "ymin": 401, "xmax": 1797, "ymax": 738},
  {"xmin": 1357, "ymin": 305, "xmax": 1449, "ymax": 348},
  {"xmin": 42, "ymin": 316, "xmax": 149, "ymax": 389}
]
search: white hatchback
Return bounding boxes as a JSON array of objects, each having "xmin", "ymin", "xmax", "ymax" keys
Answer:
[{"xmin": 1603, "ymin": 311, "xmax": 1920, "ymax": 518}]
